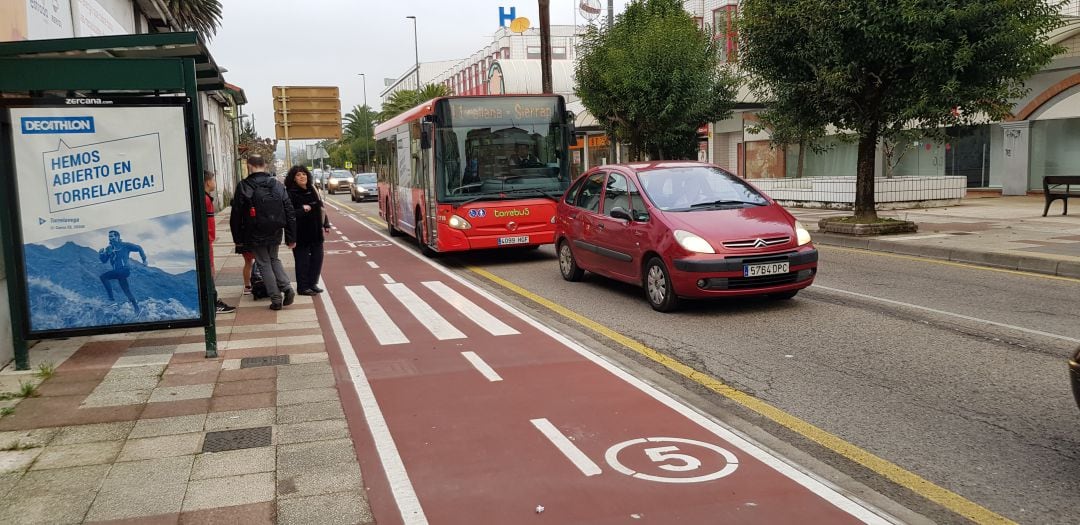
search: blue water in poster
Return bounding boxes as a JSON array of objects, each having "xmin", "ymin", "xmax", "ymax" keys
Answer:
[{"xmin": 24, "ymin": 211, "xmax": 199, "ymax": 332}]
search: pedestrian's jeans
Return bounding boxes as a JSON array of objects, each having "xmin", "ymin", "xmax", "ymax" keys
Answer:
[
  {"xmin": 251, "ymin": 244, "xmax": 292, "ymax": 302},
  {"xmin": 292, "ymin": 242, "xmax": 324, "ymax": 292}
]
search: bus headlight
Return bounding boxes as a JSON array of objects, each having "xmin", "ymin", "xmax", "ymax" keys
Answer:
[
  {"xmin": 795, "ymin": 221, "xmax": 812, "ymax": 246},
  {"xmin": 448, "ymin": 214, "xmax": 472, "ymax": 230}
]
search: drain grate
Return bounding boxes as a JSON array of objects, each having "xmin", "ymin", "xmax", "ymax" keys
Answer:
[
  {"xmin": 240, "ymin": 355, "xmax": 290, "ymax": 368},
  {"xmin": 202, "ymin": 426, "xmax": 272, "ymax": 453}
]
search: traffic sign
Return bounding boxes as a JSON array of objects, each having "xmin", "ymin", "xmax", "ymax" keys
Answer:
[
  {"xmin": 345, "ymin": 161, "xmax": 353, "ymax": 169},
  {"xmin": 272, "ymin": 86, "xmax": 342, "ymax": 140}
]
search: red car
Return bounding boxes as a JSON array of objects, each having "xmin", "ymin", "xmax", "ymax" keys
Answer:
[{"xmin": 555, "ymin": 162, "xmax": 817, "ymax": 312}]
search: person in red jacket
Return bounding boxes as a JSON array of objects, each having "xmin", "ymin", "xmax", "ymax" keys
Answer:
[{"xmin": 205, "ymin": 170, "xmax": 236, "ymax": 314}]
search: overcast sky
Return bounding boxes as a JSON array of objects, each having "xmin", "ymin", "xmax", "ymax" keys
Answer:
[{"xmin": 208, "ymin": 0, "xmax": 631, "ymax": 141}]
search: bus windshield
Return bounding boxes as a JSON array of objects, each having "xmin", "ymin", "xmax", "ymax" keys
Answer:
[{"xmin": 434, "ymin": 97, "xmax": 570, "ymax": 203}]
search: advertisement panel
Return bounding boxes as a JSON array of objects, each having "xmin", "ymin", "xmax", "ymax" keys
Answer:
[{"xmin": 2, "ymin": 100, "xmax": 206, "ymax": 337}]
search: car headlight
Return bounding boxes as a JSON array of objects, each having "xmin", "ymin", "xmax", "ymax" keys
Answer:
[
  {"xmin": 795, "ymin": 221, "xmax": 812, "ymax": 246},
  {"xmin": 448, "ymin": 214, "xmax": 472, "ymax": 230},
  {"xmin": 328, "ymin": 178, "xmax": 337, "ymax": 184},
  {"xmin": 673, "ymin": 229, "xmax": 714, "ymax": 254}
]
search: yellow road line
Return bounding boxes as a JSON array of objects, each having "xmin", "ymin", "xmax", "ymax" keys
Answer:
[
  {"xmin": 468, "ymin": 266, "xmax": 1016, "ymax": 525},
  {"xmin": 822, "ymin": 245, "xmax": 1080, "ymax": 284}
]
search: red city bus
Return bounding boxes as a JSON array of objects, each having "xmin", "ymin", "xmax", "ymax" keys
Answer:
[{"xmin": 374, "ymin": 95, "xmax": 574, "ymax": 255}]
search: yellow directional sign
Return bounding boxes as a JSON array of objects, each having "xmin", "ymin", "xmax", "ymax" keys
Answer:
[
  {"xmin": 272, "ymin": 86, "xmax": 342, "ymax": 140},
  {"xmin": 344, "ymin": 161, "xmax": 353, "ymax": 169}
]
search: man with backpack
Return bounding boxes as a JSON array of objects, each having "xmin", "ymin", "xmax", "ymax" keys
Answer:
[{"xmin": 230, "ymin": 156, "xmax": 297, "ymax": 310}]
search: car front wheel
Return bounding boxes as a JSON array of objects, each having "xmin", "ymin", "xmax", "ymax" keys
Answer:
[
  {"xmin": 558, "ymin": 241, "xmax": 584, "ymax": 281},
  {"xmin": 644, "ymin": 257, "xmax": 679, "ymax": 312}
]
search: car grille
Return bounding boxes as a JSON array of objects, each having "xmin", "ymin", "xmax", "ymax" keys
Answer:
[{"xmin": 722, "ymin": 236, "xmax": 790, "ymax": 249}]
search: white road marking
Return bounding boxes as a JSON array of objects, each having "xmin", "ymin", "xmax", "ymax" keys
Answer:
[
  {"xmin": 422, "ymin": 281, "xmax": 519, "ymax": 336},
  {"xmin": 356, "ymin": 250, "xmax": 367, "ymax": 257},
  {"xmin": 381, "ymin": 274, "xmax": 396, "ymax": 284},
  {"xmin": 815, "ymin": 285, "xmax": 1080, "ymax": 344},
  {"xmin": 341, "ymin": 235, "xmax": 351, "ymax": 241},
  {"xmin": 348, "ymin": 242, "xmax": 357, "ymax": 248},
  {"xmin": 345, "ymin": 216, "xmax": 896, "ymax": 524},
  {"xmin": 368, "ymin": 261, "xmax": 379, "ymax": 269},
  {"xmin": 317, "ymin": 278, "xmax": 427, "ymax": 525},
  {"xmin": 530, "ymin": 418, "xmax": 602, "ymax": 477},
  {"xmin": 461, "ymin": 351, "xmax": 503, "ymax": 382},
  {"xmin": 345, "ymin": 285, "xmax": 408, "ymax": 345},
  {"xmin": 385, "ymin": 283, "xmax": 465, "ymax": 340}
]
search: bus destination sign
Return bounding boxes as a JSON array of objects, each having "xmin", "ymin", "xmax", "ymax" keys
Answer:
[{"xmin": 442, "ymin": 97, "xmax": 559, "ymax": 126}]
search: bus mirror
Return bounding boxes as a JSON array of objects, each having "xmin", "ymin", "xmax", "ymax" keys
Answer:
[
  {"xmin": 565, "ymin": 111, "xmax": 576, "ymax": 138},
  {"xmin": 420, "ymin": 124, "xmax": 432, "ymax": 150}
]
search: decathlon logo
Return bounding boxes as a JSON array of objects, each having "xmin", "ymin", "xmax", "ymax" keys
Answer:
[{"xmin": 21, "ymin": 117, "xmax": 96, "ymax": 134}]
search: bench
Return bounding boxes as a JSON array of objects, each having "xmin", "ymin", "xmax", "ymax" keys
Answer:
[{"xmin": 1043, "ymin": 176, "xmax": 1080, "ymax": 216}]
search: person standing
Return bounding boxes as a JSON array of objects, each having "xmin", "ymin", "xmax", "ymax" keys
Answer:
[
  {"xmin": 204, "ymin": 170, "xmax": 235, "ymax": 314},
  {"xmin": 285, "ymin": 166, "xmax": 330, "ymax": 295},
  {"xmin": 230, "ymin": 155, "xmax": 297, "ymax": 310}
]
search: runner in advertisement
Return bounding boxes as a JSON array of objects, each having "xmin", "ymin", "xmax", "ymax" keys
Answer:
[{"xmin": 7, "ymin": 104, "xmax": 201, "ymax": 334}]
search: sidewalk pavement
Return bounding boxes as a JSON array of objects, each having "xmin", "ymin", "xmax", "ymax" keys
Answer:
[
  {"xmin": 787, "ymin": 194, "xmax": 1080, "ymax": 278},
  {"xmin": 0, "ymin": 210, "xmax": 373, "ymax": 525}
]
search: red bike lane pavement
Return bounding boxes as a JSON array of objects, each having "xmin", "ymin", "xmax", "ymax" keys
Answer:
[{"xmin": 313, "ymin": 204, "xmax": 893, "ymax": 525}]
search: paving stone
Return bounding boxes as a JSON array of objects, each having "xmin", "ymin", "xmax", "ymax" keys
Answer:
[
  {"xmin": 287, "ymin": 352, "xmax": 329, "ymax": 364},
  {"xmin": 95, "ymin": 375, "xmax": 162, "ymax": 393},
  {"xmin": 102, "ymin": 364, "xmax": 167, "ymax": 379},
  {"xmin": 276, "ymin": 362, "xmax": 333, "ymax": 378},
  {"xmin": 0, "ymin": 448, "xmax": 42, "ymax": 474},
  {"xmin": 277, "ymin": 491, "xmax": 374, "ymax": 525},
  {"xmin": 148, "ymin": 384, "xmax": 215, "ymax": 403},
  {"xmin": 0, "ymin": 428, "xmax": 57, "ymax": 449},
  {"xmin": 130, "ymin": 414, "xmax": 208, "ymax": 439},
  {"xmin": 275, "ymin": 419, "xmax": 350, "ymax": 445},
  {"xmin": 86, "ymin": 456, "xmax": 193, "ymax": 522},
  {"xmin": 82, "ymin": 389, "xmax": 153, "ymax": 407},
  {"xmin": 118, "ymin": 433, "xmax": 203, "ymax": 462},
  {"xmin": 278, "ymin": 460, "xmax": 362, "ymax": 499},
  {"xmin": 276, "ymin": 387, "xmax": 339, "ymax": 406},
  {"xmin": 182, "ymin": 472, "xmax": 274, "ymax": 512},
  {"xmin": 209, "ymin": 392, "xmax": 276, "ymax": 413},
  {"xmin": 213, "ymin": 378, "xmax": 275, "ymax": 397},
  {"xmin": 31, "ymin": 441, "xmax": 122, "ymax": 470},
  {"xmin": 276, "ymin": 373, "xmax": 336, "ymax": 391},
  {"xmin": 204, "ymin": 408, "xmax": 275, "ymax": 431},
  {"xmin": 191, "ymin": 446, "xmax": 275, "ymax": 480},
  {"xmin": 0, "ymin": 471, "xmax": 21, "ymax": 500},
  {"xmin": 177, "ymin": 501, "xmax": 274, "ymax": 524},
  {"xmin": 52, "ymin": 421, "xmax": 135, "ymax": 445},
  {"xmin": 0, "ymin": 464, "xmax": 109, "ymax": 524},
  {"xmin": 276, "ymin": 400, "xmax": 344, "ymax": 425},
  {"xmin": 277, "ymin": 438, "xmax": 356, "ymax": 477}
]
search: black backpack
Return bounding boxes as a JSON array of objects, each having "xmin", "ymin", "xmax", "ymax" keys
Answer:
[{"xmin": 240, "ymin": 177, "xmax": 287, "ymax": 236}]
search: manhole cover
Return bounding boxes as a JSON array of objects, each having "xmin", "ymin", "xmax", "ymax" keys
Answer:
[
  {"xmin": 202, "ymin": 426, "xmax": 272, "ymax": 453},
  {"xmin": 240, "ymin": 355, "xmax": 290, "ymax": 368}
]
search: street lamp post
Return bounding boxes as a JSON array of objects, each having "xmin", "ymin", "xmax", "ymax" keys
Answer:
[
  {"xmin": 358, "ymin": 72, "xmax": 370, "ymax": 171},
  {"xmin": 406, "ymin": 16, "xmax": 421, "ymax": 91}
]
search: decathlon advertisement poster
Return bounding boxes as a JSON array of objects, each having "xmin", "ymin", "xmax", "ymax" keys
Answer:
[{"xmin": 4, "ymin": 101, "xmax": 205, "ymax": 336}]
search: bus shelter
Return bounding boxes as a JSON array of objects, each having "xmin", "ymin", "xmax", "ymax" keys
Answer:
[{"xmin": 0, "ymin": 32, "xmax": 224, "ymax": 370}]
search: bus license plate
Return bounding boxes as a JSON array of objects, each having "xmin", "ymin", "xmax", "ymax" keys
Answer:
[
  {"xmin": 744, "ymin": 261, "xmax": 789, "ymax": 277},
  {"xmin": 497, "ymin": 236, "xmax": 530, "ymax": 246}
]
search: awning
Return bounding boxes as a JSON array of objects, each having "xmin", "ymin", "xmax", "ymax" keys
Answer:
[{"xmin": 0, "ymin": 32, "xmax": 228, "ymax": 92}]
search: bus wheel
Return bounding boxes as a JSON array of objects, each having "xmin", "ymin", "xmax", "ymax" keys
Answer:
[{"xmin": 415, "ymin": 216, "xmax": 435, "ymax": 257}]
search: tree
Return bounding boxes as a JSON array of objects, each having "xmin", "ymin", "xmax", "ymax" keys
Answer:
[
  {"xmin": 740, "ymin": 0, "xmax": 1062, "ymax": 221},
  {"xmin": 237, "ymin": 121, "xmax": 276, "ymax": 164},
  {"xmin": 378, "ymin": 84, "xmax": 453, "ymax": 121},
  {"xmin": 165, "ymin": 0, "xmax": 223, "ymax": 38},
  {"xmin": 575, "ymin": 0, "xmax": 737, "ymax": 160}
]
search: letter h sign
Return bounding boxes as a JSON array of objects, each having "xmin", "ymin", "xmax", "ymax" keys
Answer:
[{"xmin": 499, "ymin": 6, "xmax": 516, "ymax": 27}]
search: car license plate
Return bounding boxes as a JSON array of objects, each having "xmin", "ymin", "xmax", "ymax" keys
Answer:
[
  {"xmin": 744, "ymin": 261, "xmax": 789, "ymax": 277},
  {"xmin": 497, "ymin": 236, "xmax": 530, "ymax": 246}
]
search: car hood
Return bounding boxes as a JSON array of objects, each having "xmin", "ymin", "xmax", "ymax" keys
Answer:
[{"xmin": 661, "ymin": 204, "xmax": 795, "ymax": 242}]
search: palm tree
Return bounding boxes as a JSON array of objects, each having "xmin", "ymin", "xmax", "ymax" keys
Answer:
[
  {"xmin": 378, "ymin": 84, "xmax": 453, "ymax": 120},
  {"xmin": 165, "ymin": 0, "xmax": 223, "ymax": 38}
]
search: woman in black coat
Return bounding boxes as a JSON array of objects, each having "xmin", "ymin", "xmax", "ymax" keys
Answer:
[{"xmin": 285, "ymin": 165, "xmax": 330, "ymax": 295}]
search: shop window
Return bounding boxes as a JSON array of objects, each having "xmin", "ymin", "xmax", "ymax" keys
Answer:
[
  {"xmin": 553, "ymin": 46, "xmax": 567, "ymax": 59},
  {"xmin": 527, "ymin": 46, "xmax": 541, "ymax": 59}
]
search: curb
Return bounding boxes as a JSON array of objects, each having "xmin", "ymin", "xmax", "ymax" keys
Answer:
[{"xmin": 812, "ymin": 232, "xmax": 1080, "ymax": 279}]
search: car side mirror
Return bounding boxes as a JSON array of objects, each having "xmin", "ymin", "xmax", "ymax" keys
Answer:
[{"xmin": 610, "ymin": 207, "xmax": 632, "ymax": 221}]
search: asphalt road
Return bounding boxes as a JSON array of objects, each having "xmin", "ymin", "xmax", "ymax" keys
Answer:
[{"xmin": 328, "ymin": 195, "xmax": 1080, "ymax": 524}]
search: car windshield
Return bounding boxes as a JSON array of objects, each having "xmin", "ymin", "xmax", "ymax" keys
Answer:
[
  {"xmin": 355, "ymin": 174, "xmax": 376, "ymax": 184},
  {"xmin": 434, "ymin": 97, "xmax": 570, "ymax": 203},
  {"xmin": 638, "ymin": 166, "xmax": 768, "ymax": 211},
  {"xmin": 331, "ymin": 170, "xmax": 350, "ymax": 178}
]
